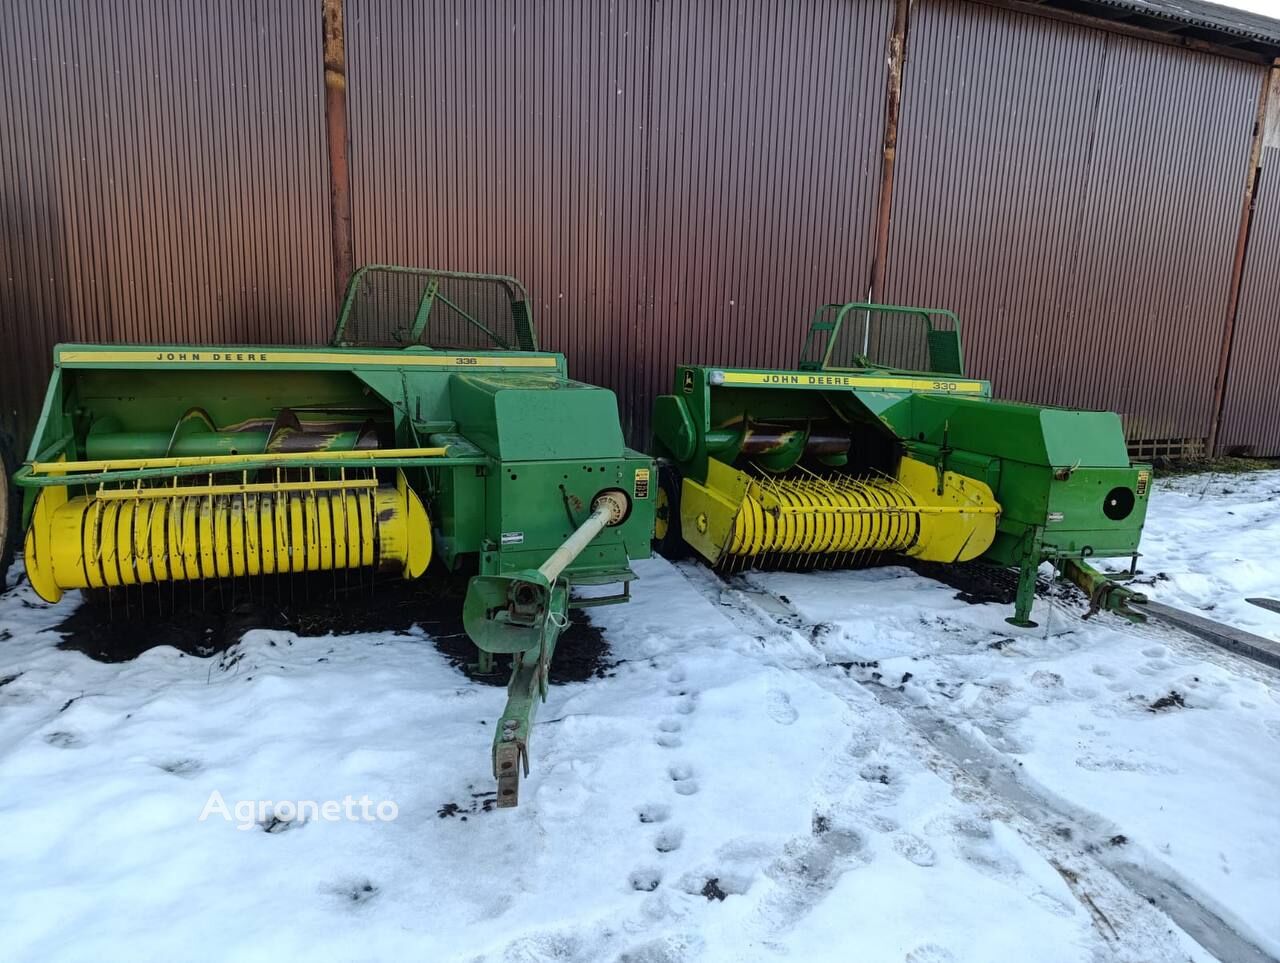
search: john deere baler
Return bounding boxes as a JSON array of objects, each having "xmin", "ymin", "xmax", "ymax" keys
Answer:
[
  {"xmin": 15, "ymin": 266, "xmax": 653, "ymax": 805},
  {"xmin": 652, "ymin": 302, "xmax": 1150, "ymax": 625}
]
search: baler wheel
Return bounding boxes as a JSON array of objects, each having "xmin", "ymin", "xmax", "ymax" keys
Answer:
[{"xmin": 652, "ymin": 462, "xmax": 687, "ymax": 560}]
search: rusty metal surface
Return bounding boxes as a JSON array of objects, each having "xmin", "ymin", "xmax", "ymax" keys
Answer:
[
  {"xmin": 1218, "ymin": 146, "xmax": 1280, "ymax": 456},
  {"xmin": 344, "ymin": 0, "xmax": 893, "ymax": 442},
  {"xmin": 323, "ymin": 0, "xmax": 355, "ymax": 303},
  {"xmin": 885, "ymin": 0, "xmax": 1266, "ymax": 444},
  {"xmin": 870, "ymin": 0, "xmax": 911, "ymax": 304},
  {"xmin": 0, "ymin": 0, "xmax": 332, "ymax": 448}
]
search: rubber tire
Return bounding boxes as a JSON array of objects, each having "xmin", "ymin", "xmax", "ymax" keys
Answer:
[
  {"xmin": 652, "ymin": 462, "xmax": 688, "ymax": 560},
  {"xmin": 0, "ymin": 433, "xmax": 18, "ymax": 591}
]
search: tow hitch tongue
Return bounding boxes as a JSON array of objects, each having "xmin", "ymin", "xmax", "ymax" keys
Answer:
[{"xmin": 463, "ymin": 490, "xmax": 629, "ymax": 806}]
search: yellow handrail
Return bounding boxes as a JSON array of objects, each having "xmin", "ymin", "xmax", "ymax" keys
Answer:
[{"xmin": 28, "ymin": 446, "xmax": 449, "ymax": 475}]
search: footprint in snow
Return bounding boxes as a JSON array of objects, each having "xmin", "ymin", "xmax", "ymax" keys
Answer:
[
  {"xmin": 618, "ymin": 934, "xmax": 705, "ymax": 962},
  {"xmin": 905, "ymin": 944, "xmax": 956, "ymax": 963},
  {"xmin": 925, "ymin": 813, "xmax": 991, "ymax": 842},
  {"xmin": 667, "ymin": 666, "xmax": 687, "ymax": 684},
  {"xmin": 892, "ymin": 833, "xmax": 937, "ymax": 867},
  {"xmin": 324, "ymin": 878, "xmax": 378, "ymax": 905},
  {"xmin": 765, "ymin": 689, "xmax": 798, "ymax": 725},
  {"xmin": 676, "ymin": 872, "xmax": 752, "ymax": 901},
  {"xmin": 760, "ymin": 827, "xmax": 869, "ymax": 921},
  {"xmin": 1076, "ymin": 753, "xmax": 1177, "ymax": 775},
  {"xmin": 668, "ymin": 765, "xmax": 699, "ymax": 796},
  {"xmin": 654, "ymin": 827, "xmax": 684, "ymax": 853},
  {"xmin": 44, "ymin": 730, "xmax": 83, "ymax": 748},
  {"xmin": 863, "ymin": 813, "xmax": 899, "ymax": 834},
  {"xmin": 1029, "ymin": 670, "xmax": 1063, "ymax": 691},
  {"xmin": 858, "ymin": 763, "xmax": 900, "ymax": 793},
  {"xmin": 673, "ymin": 696, "xmax": 697, "ymax": 716},
  {"xmin": 157, "ymin": 758, "xmax": 202, "ymax": 777},
  {"xmin": 638, "ymin": 803, "xmax": 671, "ymax": 824},
  {"xmin": 629, "ymin": 867, "xmax": 662, "ymax": 892},
  {"xmin": 656, "ymin": 717, "xmax": 683, "ymax": 749}
]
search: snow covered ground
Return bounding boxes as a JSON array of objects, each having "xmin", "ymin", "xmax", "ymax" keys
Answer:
[{"xmin": 0, "ymin": 469, "xmax": 1277, "ymax": 963}]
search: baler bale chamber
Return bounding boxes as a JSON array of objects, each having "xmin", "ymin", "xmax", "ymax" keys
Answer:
[
  {"xmin": 652, "ymin": 302, "xmax": 1152, "ymax": 625},
  {"xmin": 14, "ymin": 266, "xmax": 654, "ymax": 805}
]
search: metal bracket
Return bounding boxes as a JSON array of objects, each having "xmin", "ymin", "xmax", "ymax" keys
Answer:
[{"xmin": 1061, "ymin": 558, "xmax": 1148, "ymax": 623}]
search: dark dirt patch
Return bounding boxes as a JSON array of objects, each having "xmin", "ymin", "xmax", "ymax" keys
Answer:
[
  {"xmin": 988, "ymin": 637, "xmax": 1014, "ymax": 650},
  {"xmin": 812, "ymin": 813, "xmax": 831, "ymax": 835},
  {"xmin": 700, "ymin": 878, "xmax": 728, "ymax": 902},
  {"xmin": 50, "ymin": 572, "xmax": 613, "ymax": 684},
  {"xmin": 436, "ymin": 790, "xmax": 499, "ymax": 821},
  {"xmin": 432, "ymin": 610, "xmax": 610, "ymax": 687},
  {"xmin": 260, "ymin": 814, "xmax": 303, "ymax": 834},
  {"xmin": 0, "ymin": 672, "xmax": 21, "ymax": 687},
  {"xmin": 1150, "ymin": 456, "xmax": 1275, "ymax": 478},
  {"xmin": 809, "ymin": 622, "xmax": 837, "ymax": 642},
  {"xmin": 1108, "ymin": 834, "xmax": 1129, "ymax": 847},
  {"xmin": 55, "ymin": 573, "xmax": 468, "ymax": 661},
  {"xmin": 1149, "ymin": 691, "xmax": 1186, "ymax": 712},
  {"xmin": 914, "ymin": 561, "xmax": 1048, "ymax": 606}
]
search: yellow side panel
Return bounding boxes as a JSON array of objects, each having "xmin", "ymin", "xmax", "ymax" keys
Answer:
[
  {"xmin": 680, "ymin": 460, "xmax": 751, "ymax": 565},
  {"xmin": 896, "ymin": 457, "xmax": 999, "ymax": 563}
]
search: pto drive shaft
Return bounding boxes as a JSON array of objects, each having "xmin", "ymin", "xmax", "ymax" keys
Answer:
[
  {"xmin": 461, "ymin": 489, "xmax": 630, "ymax": 807},
  {"xmin": 537, "ymin": 491, "xmax": 628, "ymax": 583}
]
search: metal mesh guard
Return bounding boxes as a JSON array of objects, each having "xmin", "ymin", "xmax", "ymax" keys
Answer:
[
  {"xmin": 828, "ymin": 306, "xmax": 958, "ymax": 374},
  {"xmin": 335, "ymin": 267, "xmax": 535, "ymax": 352}
]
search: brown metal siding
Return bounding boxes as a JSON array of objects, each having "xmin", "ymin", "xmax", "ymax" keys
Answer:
[
  {"xmin": 1219, "ymin": 146, "xmax": 1280, "ymax": 456},
  {"xmin": 885, "ymin": 0, "xmax": 1265, "ymax": 442},
  {"xmin": 345, "ymin": 0, "xmax": 893, "ymax": 442},
  {"xmin": 1, "ymin": 0, "xmax": 1276, "ymax": 459},
  {"xmin": 0, "ymin": 0, "xmax": 331, "ymax": 448}
]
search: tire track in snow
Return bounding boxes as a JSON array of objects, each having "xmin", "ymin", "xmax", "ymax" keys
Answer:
[{"xmin": 675, "ymin": 561, "xmax": 1275, "ymax": 963}]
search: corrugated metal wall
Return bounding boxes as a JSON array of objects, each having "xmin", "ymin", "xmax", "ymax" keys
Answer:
[
  {"xmin": 1219, "ymin": 145, "xmax": 1280, "ymax": 456},
  {"xmin": 0, "ymin": 0, "xmax": 1275, "ymax": 457},
  {"xmin": 0, "ymin": 0, "xmax": 331, "ymax": 445},
  {"xmin": 346, "ymin": 0, "xmax": 892, "ymax": 441},
  {"xmin": 885, "ymin": 0, "xmax": 1266, "ymax": 443}
]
